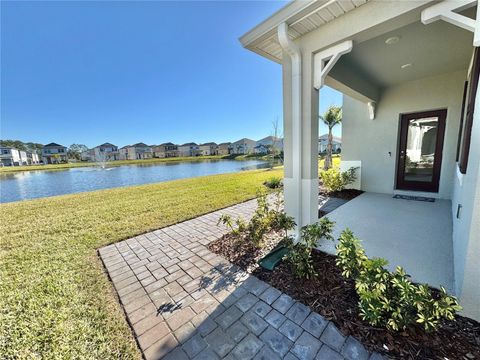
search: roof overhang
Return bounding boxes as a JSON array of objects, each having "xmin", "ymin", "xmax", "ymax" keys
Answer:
[{"xmin": 239, "ymin": 0, "xmax": 369, "ymax": 63}]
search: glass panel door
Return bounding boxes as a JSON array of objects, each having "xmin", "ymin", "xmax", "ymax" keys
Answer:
[{"xmin": 397, "ymin": 110, "xmax": 447, "ymax": 192}]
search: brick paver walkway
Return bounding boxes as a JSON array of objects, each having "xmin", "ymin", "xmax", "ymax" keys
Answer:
[{"xmin": 99, "ymin": 199, "xmax": 383, "ymax": 360}]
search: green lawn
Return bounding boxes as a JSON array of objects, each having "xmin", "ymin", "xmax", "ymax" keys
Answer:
[
  {"xmin": 0, "ymin": 155, "xmax": 230, "ymax": 173},
  {"xmin": 319, "ymin": 155, "xmax": 341, "ymax": 169},
  {"xmin": 0, "ymin": 169, "xmax": 282, "ymax": 359}
]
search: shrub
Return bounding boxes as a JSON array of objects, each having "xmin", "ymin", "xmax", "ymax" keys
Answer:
[
  {"xmin": 336, "ymin": 229, "xmax": 462, "ymax": 332},
  {"xmin": 286, "ymin": 217, "xmax": 335, "ymax": 279},
  {"xmin": 264, "ymin": 176, "xmax": 283, "ymax": 189},
  {"xmin": 335, "ymin": 229, "xmax": 367, "ymax": 279},
  {"xmin": 320, "ymin": 167, "xmax": 357, "ymax": 193},
  {"xmin": 217, "ymin": 214, "xmax": 247, "ymax": 236},
  {"xmin": 218, "ymin": 189, "xmax": 295, "ymax": 248}
]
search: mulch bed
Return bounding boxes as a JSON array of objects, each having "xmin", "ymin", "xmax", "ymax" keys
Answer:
[
  {"xmin": 209, "ymin": 234, "xmax": 480, "ymax": 360},
  {"xmin": 319, "ymin": 186, "xmax": 364, "ymax": 200}
]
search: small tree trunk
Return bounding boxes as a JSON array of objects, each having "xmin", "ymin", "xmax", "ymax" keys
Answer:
[{"xmin": 324, "ymin": 126, "xmax": 333, "ymax": 170}]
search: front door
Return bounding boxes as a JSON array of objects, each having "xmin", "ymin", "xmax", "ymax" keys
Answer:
[{"xmin": 396, "ymin": 109, "xmax": 447, "ymax": 192}]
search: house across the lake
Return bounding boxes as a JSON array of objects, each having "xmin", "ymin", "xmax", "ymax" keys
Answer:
[
  {"xmin": 217, "ymin": 142, "xmax": 232, "ymax": 156},
  {"xmin": 118, "ymin": 143, "xmax": 153, "ymax": 160},
  {"xmin": 199, "ymin": 142, "xmax": 218, "ymax": 156},
  {"xmin": 42, "ymin": 143, "xmax": 67, "ymax": 164},
  {"xmin": 178, "ymin": 143, "xmax": 201, "ymax": 157},
  {"xmin": 153, "ymin": 143, "xmax": 178, "ymax": 158},
  {"xmin": 242, "ymin": 0, "xmax": 480, "ymax": 320},
  {"xmin": 82, "ymin": 143, "xmax": 119, "ymax": 162},
  {"xmin": 318, "ymin": 134, "xmax": 342, "ymax": 154},
  {"xmin": 255, "ymin": 136, "xmax": 283, "ymax": 154},
  {"xmin": 1, "ymin": 148, "xmax": 40, "ymax": 166},
  {"xmin": 231, "ymin": 138, "xmax": 256, "ymax": 155},
  {"xmin": 26, "ymin": 152, "xmax": 40, "ymax": 165}
]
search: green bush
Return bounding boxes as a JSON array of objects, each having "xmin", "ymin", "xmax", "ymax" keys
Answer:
[
  {"xmin": 335, "ymin": 229, "xmax": 367, "ymax": 279},
  {"xmin": 286, "ymin": 217, "xmax": 335, "ymax": 279},
  {"xmin": 320, "ymin": 167, "xmax": 357, "ymax": 193},
  {"xmin": 263, "ymin": 176, "xmax": 283, "ymax": 189},
  {"xmin": 218, "ymin": 189, "xmax": 295, "ymax": 247},
  {"xmin": 217, "ymin": 214, "xmax": 247, "ymax": 236},
  {"xmin": 336, "ymin": 229, "xmax": 462, "ymax": 332}
]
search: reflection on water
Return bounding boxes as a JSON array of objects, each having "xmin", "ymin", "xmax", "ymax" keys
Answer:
[{"xmin": 0, "ymin": 159, "xmax": 272, "ymax": 203}]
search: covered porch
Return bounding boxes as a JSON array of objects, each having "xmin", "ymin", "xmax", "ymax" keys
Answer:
[
  {"xmin": 320, "ymin": 192, "xmax": 455, "ymax": 293},
  {"xmin": 241, "ymin": 0, "xmax": 480, "ymax": 319}
]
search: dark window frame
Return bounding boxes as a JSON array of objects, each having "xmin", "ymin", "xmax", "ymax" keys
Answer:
[
  {"xmin": 459, "ymin": 48, "xmax": 480, "ymax": 174},
  {"xmin": 456, "ymin": 80, "xmax": 469, "ymax": 161},
  {"xmin": 396, "ymin": 109, "xmax": 447, "ymax": 193}
]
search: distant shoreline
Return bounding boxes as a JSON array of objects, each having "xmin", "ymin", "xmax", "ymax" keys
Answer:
[{"xmin": 0, "ymin": 154, "xmax": 276, "ymax": 174}]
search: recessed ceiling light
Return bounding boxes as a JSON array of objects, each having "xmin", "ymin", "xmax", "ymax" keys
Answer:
[
  {"xmin": 385, "ymin": 36, "xmax": 400, "ymax": 45},
  {"xmin": 401, "ymin": 63, "xmax": 412, "ymax": 69}
]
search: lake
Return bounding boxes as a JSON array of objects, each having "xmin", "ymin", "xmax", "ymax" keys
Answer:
[{"xmin": 0, "ymin": 159, "xmax": 271, "ymax": 203}]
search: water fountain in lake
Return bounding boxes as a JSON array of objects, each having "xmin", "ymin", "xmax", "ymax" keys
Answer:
[{"xmin": 94, "ymin": 153, "xmax": 108, "ymax": 169}]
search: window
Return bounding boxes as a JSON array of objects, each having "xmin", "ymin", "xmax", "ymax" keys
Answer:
[
  {"xmin": 458, "ymin": 48, "xmax": 480, "ymax": 174},
  {"xmin": 456, "ymin": 80, "xmax": 469, "ymax": 161}
]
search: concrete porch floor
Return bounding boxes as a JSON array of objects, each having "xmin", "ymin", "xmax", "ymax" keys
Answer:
[{"xmin": 320, "ymin": 192, "xmax": 455, "ymax": 294}]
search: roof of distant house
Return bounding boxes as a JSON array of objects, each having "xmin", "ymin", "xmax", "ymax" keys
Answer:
[
  {"xmin": 180, "ymin": 142, "xmax": 198, "ymax": 147},
  {"xmin": 43, "ymin": 142, "xmax": 65, "ymax": 148},
  {"xmin": 131, "ymin": 142, "xmax": 150, "ymax": 147},
  {"xmin": 158, "ymin": 142, "xmax": 176, "ymax": 147},
  {"xmin": 319, "ymin": 134, "xmax": 342, "ymax": 143},
  {"xmin": 218, "ymin": 142, "xmax": 231, "ymax": 146},
  {"xmin": 199, "ymin": 142, "xmax": 217, "ymax": 146},
  {"xmin": 97, "ymin": 142, "xmax": 116, "ymax": 148},
  {"xmin": 233, "ymin": 138, "xmax": 255, "ymax": 144},
  {"xmin": 257, "ymin": 136, "xmax": 281, "ymax": 142}
]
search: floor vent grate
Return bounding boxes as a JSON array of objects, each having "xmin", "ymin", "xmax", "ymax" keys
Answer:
[{"xmin": 393, "ymin": 194, "xmax": 435, "ymax": 202}]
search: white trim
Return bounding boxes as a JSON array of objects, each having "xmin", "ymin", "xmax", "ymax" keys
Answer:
[
  {"xmin": 421, "ymin": 0, "xmax": 479, "ymax": 46},
  {"xmin": 367, "ymin": 101, "xmax": 376, "ymax": 120},
  {"xmin": 476, "ymin": 4, "xmax": 480, "ymax": 47},
  {"xmin": 313, "ymin": 40, "xmax": 353, "ymax": 89},
  {"xmin": 239, "ymin": 1, "xmax": 319, "ymax": 47},
  {"xmin": 278, "ymin": 22, "xmax": 303, "ymax": 240},
  {"xmin": 456, "ymin": 164, "xmax": 465, "ymax": 187}
]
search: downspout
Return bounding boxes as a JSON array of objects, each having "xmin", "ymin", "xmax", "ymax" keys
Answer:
[{"xmin": 278, "ymin": 22, "xmax": 303, "ymax": 239}]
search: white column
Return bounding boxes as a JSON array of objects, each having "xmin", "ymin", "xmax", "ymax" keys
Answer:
[
  {"xmin": 279, "ymin": 23, "xmax": 319, "ymax": 239},
  {"xmin": 278, "ymin": 23, "xmax": 303, "ymax": 239},
  {"xmin": 279, "ymin": 23, "xmax": 355, "ymax": 239}
]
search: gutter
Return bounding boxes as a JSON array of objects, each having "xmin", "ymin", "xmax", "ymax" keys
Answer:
[{"xmin": 278, "ymin": 22, "xmax": 303, "ymax": 239}]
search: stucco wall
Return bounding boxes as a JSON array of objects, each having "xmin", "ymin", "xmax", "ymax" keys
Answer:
[
  {"xmin": 342, "ymin": 70, "xmax": 466, "ymax": 199},
  {"xmin": 451, "ymin": 81, "xmax": 480, "ymax": 320}
]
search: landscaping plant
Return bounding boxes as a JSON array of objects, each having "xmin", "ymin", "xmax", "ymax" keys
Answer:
[
  {"xmin": 319, "ymin": 105, "xmax": 342, "ymax": 170},
  {"xmin": 320, "ymin": 166, "xmax": 357, "ymax": 193},
  {"xmin": 336, "ymin": 229, "xmax": 462, "ymax": 332},
  {"xmin": 286, "ymin": 217, "xmax": 335, "ymax": 279},
  {"xmin": 217, "ymin": 189, "xmax": 294, "ymax": 247},
  {"xmin": 263, "ymin": 176, "xmax": 283, "ymax": 189},
  {"xmin": 217, "ymin": 214, "xmax": 247, "ymax": 236}
]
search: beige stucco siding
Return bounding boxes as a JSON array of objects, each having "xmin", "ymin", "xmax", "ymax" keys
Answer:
[{"xmin": 342, "ymin": 70, "xmax": 466, "ymax": 199}]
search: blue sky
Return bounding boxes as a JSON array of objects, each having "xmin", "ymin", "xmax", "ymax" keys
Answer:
[{"xmin": 1, "ymin": 1, "xmax": 341, "ymax": 148}]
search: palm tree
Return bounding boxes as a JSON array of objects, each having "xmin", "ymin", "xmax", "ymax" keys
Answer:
[{"xmin": 320, "ymin": 105, "xmax": 342, "ymax": 170}]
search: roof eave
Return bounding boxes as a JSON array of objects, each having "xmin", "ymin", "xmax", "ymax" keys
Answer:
[{"xmin": 239, "ymin": 0, "xmax": 318, "ymax": 48}]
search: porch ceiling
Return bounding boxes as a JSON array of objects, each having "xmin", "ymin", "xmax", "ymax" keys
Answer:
[
  {"xmin": 319, "ymin": 192, "xmax": 455, "ymax": 294},
  {"xmin": 239, "ymin": 0, "xmax": 369, "ymax": 63},
  {"xmin": 329, "ymin": 9, "xmax": 475, "ymax": 94}
]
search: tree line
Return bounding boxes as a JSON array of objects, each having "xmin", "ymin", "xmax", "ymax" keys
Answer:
[{"xmin": 0, "ymin": 140, "xmax": 88, "ymax": 160}]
